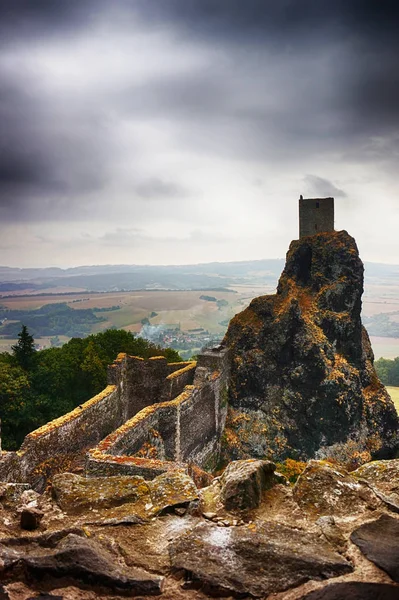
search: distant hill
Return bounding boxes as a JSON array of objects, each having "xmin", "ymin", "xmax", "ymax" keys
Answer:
[
  {"xmin": 0, "ymin": 260, "xmax": 285, "ymax": 293},
  {"xmin": 0, "ymin": 259, "xmax": 398, "ymax": 294}
]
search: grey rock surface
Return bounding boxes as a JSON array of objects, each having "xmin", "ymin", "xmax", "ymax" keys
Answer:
[
  {"xmin": 300, "ymin": 581, "xmax": 399, "ymax": 599},
  {"xmin": 350, "ymin": 514, "xmax": 399, "ymax": 583},
  {"xmin": 148, "ymin": 470, "xmax": 198, "ymax": 513},
  {"xmin": 51, "ymin": 472, "xmax": 151, "ymax": 514},
  {"xmin": 0, "ymin": 531, "xmax": 164, "ymax": 595},
  {"xmin": 293, "ymin": 460, "xmax": 381, "ymax": 517},
  {"xmin": 353, "ymin": 459, "xmax": 399, "ymax": 511},
  {"xmin": 219, "ymin": 458, "xmax": 281, "ymax": 510},
  {"xmin": 169, "ymin": 520, "xmax": 352, "ymax": 597}
]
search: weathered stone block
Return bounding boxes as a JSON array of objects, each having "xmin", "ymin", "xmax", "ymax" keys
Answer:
[{"xmin": 220, "ymin": 459, "xmax": 282, "ymax": 510}]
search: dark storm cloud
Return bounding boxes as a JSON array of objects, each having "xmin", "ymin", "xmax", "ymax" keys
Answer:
[
  {"xmin": 100, "ymin": 0, "xmax": 399, "ymax": 171},
  {"xmin": 135, "ymin": 0, "xmax": 399, "ymax": 44},
  {"xmin": 1, "ymin": 0, "xmax": 399, "ymax": 229},
  {"xmin": 134, "ymin": 0, "xmax": 399, "ymax": 136},
  {"xmin": 0, "ymin": 0, "xmax": 101, "ymax": 43},
  {"xmin": 0, "ymin": 66, "xmax": 113, "ymax": 221}
]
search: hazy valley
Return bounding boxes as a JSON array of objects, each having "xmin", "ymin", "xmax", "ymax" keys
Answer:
[{"xmin": 2, "ymin": 259, "xmax": 399, "ymax": 360}]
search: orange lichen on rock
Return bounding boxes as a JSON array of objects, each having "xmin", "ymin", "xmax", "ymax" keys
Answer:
[
  {"xmin": 25, "ymin": 385, "xmax": 117, "ymax": 442},
  {"xmin": 166, "ymin": 361, "xmax": 196, "ymax": 380},
  {"xmin": 223, "ymin": 230, "xmax": 398, "ymax": 464}
]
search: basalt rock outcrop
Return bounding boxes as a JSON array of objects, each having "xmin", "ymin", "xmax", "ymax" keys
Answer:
[{"xmin": 223, "ymin": 230, "xmax": 398, "ymax": 463}]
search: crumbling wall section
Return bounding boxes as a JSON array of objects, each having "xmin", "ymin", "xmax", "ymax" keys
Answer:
[
  {"xmin": 162, "ymin": 362, "xmax": 197, "ymax": 401},
  {"xmin": 86, "ymin": 347, "xmax": 230, "ymax": 478},
  {"xmin": 0, "ymin": 355, "xmax": 194, "ymax": 487},
  {"xmin": 107, "ymin": 355, "xmax": 195, "ymax": 417},
  {"xmin": 0, "ymin": 385, "xmax": 122, "ymax": 486},
  {"xmin": 0, "ymin": 349, "xmax": 226, "ymax": 486},
  {"xmin": 182, "ymin": 347, "xmax": 230, "ymax": 469}
]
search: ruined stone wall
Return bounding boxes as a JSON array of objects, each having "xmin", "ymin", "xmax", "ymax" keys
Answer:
[
  {"xmin": 86, "ymin": 348, "xmax": 230, "ymax": 479},
  {"xmin": 0, "ymin": 385, "xmax": 123, "ymax": 487},
  {"xmin": 299, "ymin": 197, "xmax": 334, "ymax": 238},
  {"xmin": 163, "ymin": 362, "xmax": 197, "ymax": 400},
  {"xmin": 0, "ymin": 355, "xmax": 195, "ymax": 487},
  {"xmin": 107, "ymin": 355, "xmax": 195, "ymax": 418}
]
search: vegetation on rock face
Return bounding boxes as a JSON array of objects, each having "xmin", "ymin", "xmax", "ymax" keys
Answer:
[
  {"xmin": 275, "ymin": 458, "xmax": 307, "ymax": 484},
  {"xmin": 223, "ymin": 231, "xmax": 399, "ymax": 465},
  {"xmin": 0, "ymin": 326, "xmax": 181, "ymax": 450}
]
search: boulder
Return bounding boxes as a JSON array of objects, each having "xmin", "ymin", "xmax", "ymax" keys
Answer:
[
  {"xmin": 0, "ymin": 532, "xmax": 164, "ymax": 595},
  {"xmin": 353, "ymin": 459, "xmax": 399, "ymax": 510},
  {"xmin": 51, "ymin": 473, "xmax": 151, "ymax": 514},
  {"xmin": 148, "ymin": 470, "xmax": 198, "ymax": 514},
  {"xmin": 199, "ymin": 478, "xmax": 223, "ymax": 516},
  {"xmin": 51, "ymin": 471, "xmax": 199, "ymax": 519},
  {"xmin": 293, "ymin": 460, "xmax": 381, "ymax": 518},
  {"xmin": 169, "ymin": 521, "xmax": 352, "ymax": 597},
  {"xmin": 350, "ymin": 514, "xmax": 399, "ymax": 583},
  {"xmin": 116, "ymin": 514, "xmax": 200, "ymax": 575},
  {"xmin": 300, "ymin": 582, "xmax": 399, "ymax": 600},
  {"xmin": 219, "ymin": 459, "xmax": 283, "ymax": 510}
]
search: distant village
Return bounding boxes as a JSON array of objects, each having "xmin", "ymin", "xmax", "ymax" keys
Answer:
[{"xmin": 139, "ymin": 322, "xmax": 223, "ymax": 359}]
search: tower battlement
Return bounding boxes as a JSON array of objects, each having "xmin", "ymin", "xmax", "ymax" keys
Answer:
[{"xmin": 299, "ymin": 196, "xmax": 334, "ymax": 238}]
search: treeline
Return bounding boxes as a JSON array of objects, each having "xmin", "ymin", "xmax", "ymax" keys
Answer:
[
  {"xmin": 0, "ymin": 327, "xmax": 181, "ymax": 450},
  {"xmin": 375, "ymin": 357, "xmax": 399, "ymax": 386},
  {"xmin": 0, "ymin": 303, "xmax": 105, "ymax": 338},
  {"xmin": 363, "ymin": 313, "xmax": 399, "ymax": 338}
]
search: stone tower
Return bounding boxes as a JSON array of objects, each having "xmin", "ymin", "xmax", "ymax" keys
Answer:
[{"xmin": 299, "ymin": 197, "xmax": 334, "ymax": 238}]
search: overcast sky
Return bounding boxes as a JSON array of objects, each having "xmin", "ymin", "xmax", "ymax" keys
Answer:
[{"xmin": 1, "ymin": 1, "xmax": 398, "ymax": 267}]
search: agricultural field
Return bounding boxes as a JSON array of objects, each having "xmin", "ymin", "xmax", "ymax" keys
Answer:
[
  {"xmin": 0, "ymin": 287, "xmax": 274, "ymax": 353},
  {"xmin": 386, "ymin": 386, "xmax": 399, "ymax": 414},
  {"xmin": 1, "ymin": 257, "xmax": 399, "ymax": 359}
]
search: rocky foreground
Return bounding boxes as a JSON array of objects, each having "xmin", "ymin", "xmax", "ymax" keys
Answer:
[
  {"xmin": 0, "ymin": 458, "xmax": 399, "ymax": 599},
  {"xmin": 223, "ymin": 231, "xmax": 398, "ymax": 463}
]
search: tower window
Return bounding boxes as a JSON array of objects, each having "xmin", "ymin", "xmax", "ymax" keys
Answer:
[
  {"xmin": 315, "ymin": 224, "xmax": 318, "ymax": 231},
  {"xmin": 316, "ymin": 201, "xmax": 320, "ymax": 208}
]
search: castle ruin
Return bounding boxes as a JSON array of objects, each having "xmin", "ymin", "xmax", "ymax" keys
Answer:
[
  {"xmin": 1, "ymin": 195, "xmax": 397, "ymax": 492},
  {"xmin": 0, "ymin": 349, "xmax": 229, "ymax": 490},
  {"xmin": 299, "ymin": 196, "xmax": 334, "ymax": 238}
]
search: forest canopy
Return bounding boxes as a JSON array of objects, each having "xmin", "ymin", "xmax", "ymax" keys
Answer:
[
  {"xmin": 375, "ymin": 356, "xmax": 399, "ymax": 386},
  {"xmin": 0, "ymin": 327, "xmax": 181, "ymax": 450}
]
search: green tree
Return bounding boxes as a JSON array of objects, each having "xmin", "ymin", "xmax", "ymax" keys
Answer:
[
  {"xmin": 1, "ymin": 328, "xmax": 182, "ymax": 449},
  {"xmin": 0, "ymin": 362, "xmax": 31, "ymax": 449},
  {"xmin": 11, "ymin": 324, "xmax": 36, "ymax": 370},
  {"xmin": 81, "ymin": 341, "xmax": 107, "ymax": 394},
  {"xmin": 375, "ymin": 356, "xmax": 399, "ymax": 386}
]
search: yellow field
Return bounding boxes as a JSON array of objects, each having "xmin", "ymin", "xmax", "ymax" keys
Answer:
[
  {"xmin": 386, "ymin": 387, "xmax": 399, "ymax": 414},
  {"xmin": 0, "ymin": 289, "xmax": 255, "ymax": 352}
]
